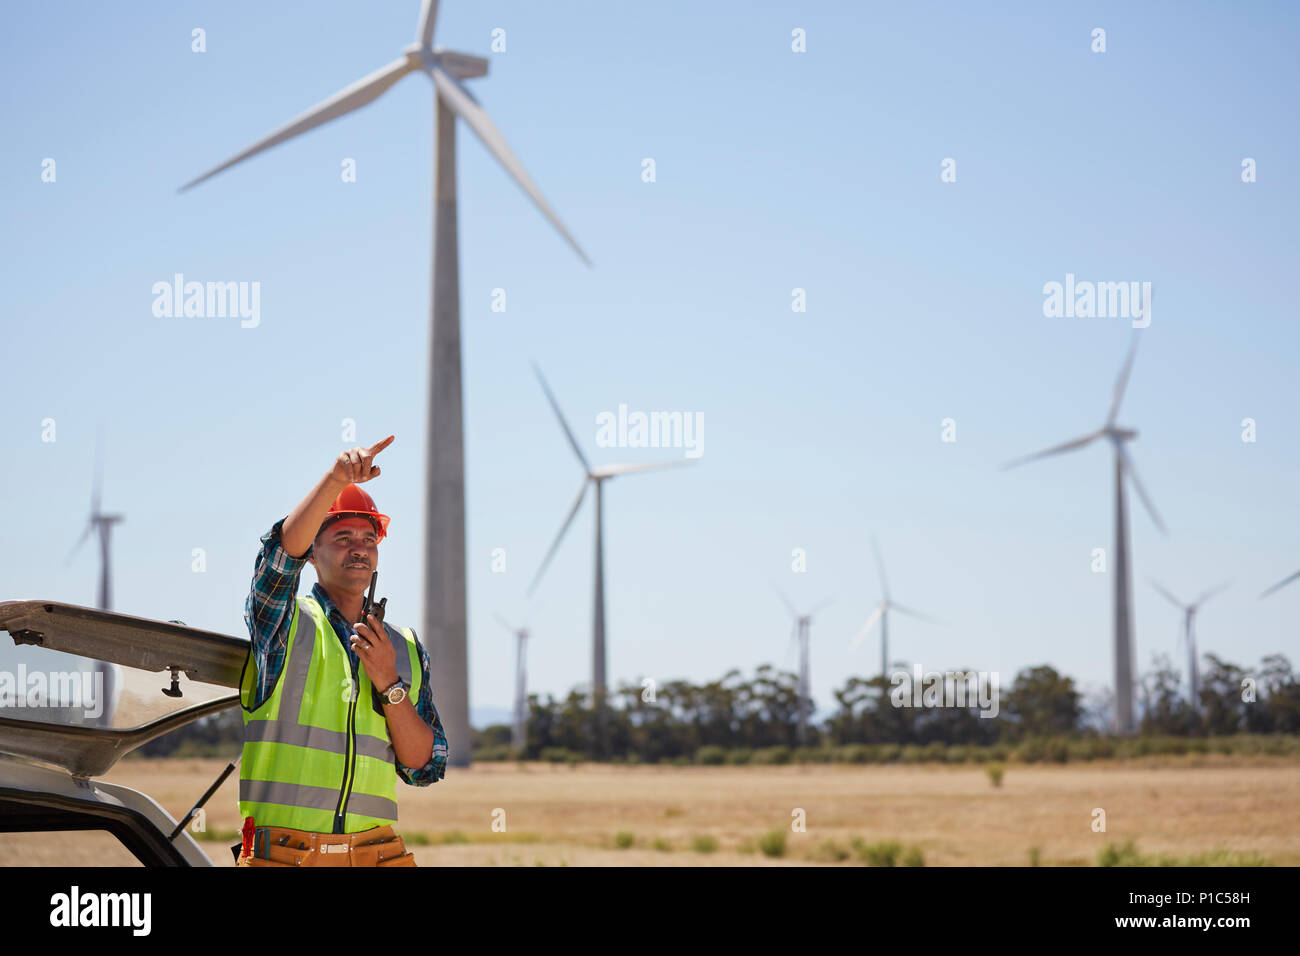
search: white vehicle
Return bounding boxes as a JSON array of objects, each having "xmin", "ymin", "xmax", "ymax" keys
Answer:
[{"xmin": 0, "ymin": 601, "xmax": 248, "ymax": 867}]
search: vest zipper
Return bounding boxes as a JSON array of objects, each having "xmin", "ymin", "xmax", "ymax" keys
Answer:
[{"xmin": 332, "ymin": 658, "xmax": 360, "ymax": 833}]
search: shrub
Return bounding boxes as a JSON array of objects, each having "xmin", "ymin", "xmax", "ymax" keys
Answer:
[
  {"xmin": 754, "ymin": 746, "xmax": 792, "ymax": 765},
  {"xmin": 1028, "ymin": 846, "xmax": 1041, "ymax": 867},
  {"xmin": 725, "ymin": 748, "xmax": 754, "ymax": 765},
  {"xmin": 614, "ymin": 831, "xmax": 635, "ymax": 849},
  {"xmin": 900, "ymin": 745, "xmax": 927, "ymax": 764},
  {"xmin": 404, "ymin": 831, "xmax": 431, "ymax": 846},
  {"xmin": 838, "ymin": 744, "xmax": 872, "ymax": 764},
  {"xmin": 539, "ymin": 747, "xmax": 570, "ymax": 763},
  {"xmin": 986, "ymin": 763, "xmax": 1005, "ymax": 788},
  {"xmin": 695, "ymin": 745, "xmax": 727, "ymax": 765},
  {"xmin": 1096, "ymin": 840, "xmax": 1144, "ymax": 867},
  {"xmin": 902, "ymin": 846, "xmax": 925, "ymax": 867},
  {"xmin": 691, "ymin": 835, "xmax": 718, "ymax": 854},
  {"xmin": 810, "ymin": 839, "xmax": 850, "ymax": 862},
  {"xmin": 857, "ymin": 840, "xmax": 902, "ymax": 866},
  {"xmin": 652, "ymin": 838, "xmax": 672, "ymax": 852},
  {"xmin": 757, "ymin": 829, "xmax": 787, "ymax": 858}
]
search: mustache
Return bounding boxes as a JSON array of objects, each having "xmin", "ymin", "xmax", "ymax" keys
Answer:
[{"xmin": 343, "ymin": 559, "xmax": 371, "ymax": 569}]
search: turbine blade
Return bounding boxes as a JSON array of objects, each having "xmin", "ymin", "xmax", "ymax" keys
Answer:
[
  {"xmin": 1107, "ymin": 336, "xmax": 1141, "ymax": 426},
  {"xmin": 850, "ymin": 605, "xmax": 884, "ymax": 651},
  {"xmin": 429, "ymin": 65, "xmax": 591, "ymax": 266},
  {"xmin": 1149, "ymin": 579, "xmax": 1183, "ymax": 609},
  {"xmin": 532, "ymin": 364, "xmax": 591, "ymax": 473},
  {"xmin": 1118, "ymin": 444, "xmax": 1166, "ymax": 534},
  {"xmin": 871, "ymin": 536, "xmax": 889, "ymax": 599},
  {"xmin": 1194, "ymin": 581, "xmax": 1231, "ymax": 607},
  {"xmin": 889, "ymin": 601, "xmax": 941, "ymax": 625},
  {"xmin": 591, "ymin": 459, "xmax": 695, "ymax": 479},
  {"xmin": 416, "ymin": 0, "xmax": 440, "ymax": 47},
  {"xmin": 1260, "ymin": 570, "xmax": 1300, "ymax": 599},
  {"xmin": 1001, "ymin": 430, "xmax": 1104, "ymax": 471},
  {"xmin": 527, "ymin": 479, "xmax": 590, "ymax": 595},
  {"xmin": 773, "ymin": 584, "xmax": 797, "ymax": 619},
  {"xmin": 807, "ymin": 596, "xmax": 833, "ymax": 618},
  {"xmin": 494, "ymin": 613, "xmax": 516, "ymax": 635},
  {"xmin": 180, "ymin": 56, "xmax": 417, "ymax": 191},
  {"xmin": 64, "ymin": 522, "xmax": 94, "ymax": 567}
]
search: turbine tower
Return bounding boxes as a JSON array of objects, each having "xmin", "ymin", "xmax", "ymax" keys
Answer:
[
  {"xmin": 528, "ymin": 365, "xmax": 693, "ymax": 755},
  {"xmin": 181, "ymin": 1, "xmax": 591, "ymax": 766},
  {"xmin": 495, "ymin": 615, "xmax": 529, "ymax": 754},
  {"xmin": 1149, "ymin": 579, "xmax": 1229, "ymax": 713},
  {"xmin": 1004, "ymin": 339, "xmax": 1165, "ymax": 735},
  {"xmin": 776, "ymin": 589, "xmax": 831, "ymax": 747},
  {"xmin": 851, "ymin": 537, "xmax": 938, "ymax": 679}
]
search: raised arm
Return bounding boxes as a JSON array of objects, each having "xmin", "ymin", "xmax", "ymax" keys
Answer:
[{"xmin": 281, "ymin": 435, "xmax": 395, "ymax": 558}]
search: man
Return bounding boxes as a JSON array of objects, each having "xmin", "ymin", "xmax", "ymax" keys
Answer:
[{"xmin": 236, "ymin": 434, "xmax": 447, "ymax": 867}]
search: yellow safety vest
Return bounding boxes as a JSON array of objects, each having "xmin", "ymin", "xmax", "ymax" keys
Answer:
[{"xmin": 237, "ymin": 596, "xmax": 422, "ymax": 833}]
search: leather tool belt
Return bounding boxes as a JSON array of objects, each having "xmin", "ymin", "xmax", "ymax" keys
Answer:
[{"xmin": 236, "ymin": 823, "xmax": 417, "ymax": 867}]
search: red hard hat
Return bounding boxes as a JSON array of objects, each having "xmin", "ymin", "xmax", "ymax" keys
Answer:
[{"xmin": 320, "ymin": 484, "xmax": 390, "ymax": 541}]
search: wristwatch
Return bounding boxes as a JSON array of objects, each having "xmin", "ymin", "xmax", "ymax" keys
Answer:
[{"xmin": 379, "ymin": 680, "xmax": 408, "ymax": 706}]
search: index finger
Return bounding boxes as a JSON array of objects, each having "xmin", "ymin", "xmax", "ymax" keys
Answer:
[{"xmin": 366, "ymin": 434, "xmax": 395, "ymax": 457}]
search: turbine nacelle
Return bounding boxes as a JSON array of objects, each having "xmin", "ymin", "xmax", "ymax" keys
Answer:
[{"xmin": 403, "ymin": 44, "xmax": 489, "ymax": 79}]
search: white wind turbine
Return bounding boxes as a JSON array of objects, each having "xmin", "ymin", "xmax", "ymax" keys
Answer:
[
  {"xmin": 527, "ymin": 365, "xmax": 693, "ymax": 750},
  {"xmin": 181, "ymin": 1, "xmax": 590, "ymax": 766},
  {"xmin": 775, "ymin": 588, "xmax": 832, "ymax": 747},
  {"xmin": 1003, "ymin": 339, "xmax": 1166, "ymax": 735},
  {"xmin": 494, "ymin": 615, "xmax": 530, "ymax": 754},
  {"xmin": 850, "ymin": 537, "xmax": 939, "ymax": 680},
  {"xmin": 1149, "ymin": 579, "xmax": 1230, "ymax": 714}
]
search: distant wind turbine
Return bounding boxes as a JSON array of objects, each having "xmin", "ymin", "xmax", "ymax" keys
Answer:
[
  {"xmin": 1003, "ymin": 339, "xmax": 1166, "ymax": 735},
  {"xmin": 1149, "ymin": 579, "xmax": 1229, "ymax": 713},
  {"xmin": 65, "ymin": 434, "xmax": 121, "ymax": 727},
  {"xmin": 850, "ymin": 537, "xmax": 939, "ymax": 679},
  {"xmin": 494, "ymin": 615, "xmax": 530, "ymax": 754},
  {"xmin": 776, "ymin": 588, "xmax": 831, "ymax": 747},
  {"xmin": 181, "ymin": 0, "xmax": 591, "ymax": 767},
  {"xmin": 528, "ymin": 365, "xmax": 693, "ymax": 751}
]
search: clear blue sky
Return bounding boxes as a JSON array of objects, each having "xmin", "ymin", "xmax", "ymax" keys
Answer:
[{"xmin": 3, "ymin": 1, "xmax": 1297, "ymax": 724}]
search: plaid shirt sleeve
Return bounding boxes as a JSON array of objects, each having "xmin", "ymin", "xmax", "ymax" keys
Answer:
[
  {"xmin": 242, "ymin": 517, "xmax": 307, "ymax": 711},
  {"xmin": 395, "ymin": 633, "xmax": 449, "ymax": 786}
]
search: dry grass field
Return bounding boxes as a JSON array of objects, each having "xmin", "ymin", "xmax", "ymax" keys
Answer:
[{"xmin": 3, "ymin": 755, "xmax": 1297, "ymax": 866}]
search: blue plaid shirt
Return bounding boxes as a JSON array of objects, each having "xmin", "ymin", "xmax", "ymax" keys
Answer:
[{"xmin": 243, "ymin": 517, "xmax": 448, "ymax": 785}]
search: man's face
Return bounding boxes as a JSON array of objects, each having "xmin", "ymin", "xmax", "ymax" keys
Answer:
[{"xmin": 308, "ymin": 516, "xmax": 379, "ymax": 596}]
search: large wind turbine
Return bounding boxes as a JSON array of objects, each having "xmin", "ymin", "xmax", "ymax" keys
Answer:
[
  {"xmin": 850, "ymin": 538, "xmax": 938, "ymax": 679},
  {"xmin": 1004, "ymin": 340, "xmax": 1165, "ymax": 735},
  {"xmin": 1150, "ymin": 579, "xmax": 1229, "ymax": 713},
  {"xmin": 528, "ymin": 366, "xmax": 693, "ymax": 752},
  {"xmin": 495, "ymin": 615, "xmax": 529, "ymax": 754},
  {"xmin": 181, "ymin": 1, "xmax": 590, "ymax": 766},
  {"xmin": 775, "ymin": 589, "xmax": 831, "ymax": 747}
]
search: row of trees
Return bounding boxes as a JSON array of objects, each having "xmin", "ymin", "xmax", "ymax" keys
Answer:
[
  {"xmin": 473, "ymin": 653, "xmax": 1300, "ymax": 760},
  {"xmin": 134, "ymin": 652, "xmax": 1300, "ymax": 760}
]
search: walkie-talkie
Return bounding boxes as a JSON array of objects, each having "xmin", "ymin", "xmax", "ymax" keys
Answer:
[{"xmin": 361, "ymin": 570, "xmax": 387, "ymax": 626}]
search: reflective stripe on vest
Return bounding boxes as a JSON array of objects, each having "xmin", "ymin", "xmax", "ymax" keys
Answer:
[{"xmin": 238, "ymin": 595, "xmax": 422, "ymax": 833}]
